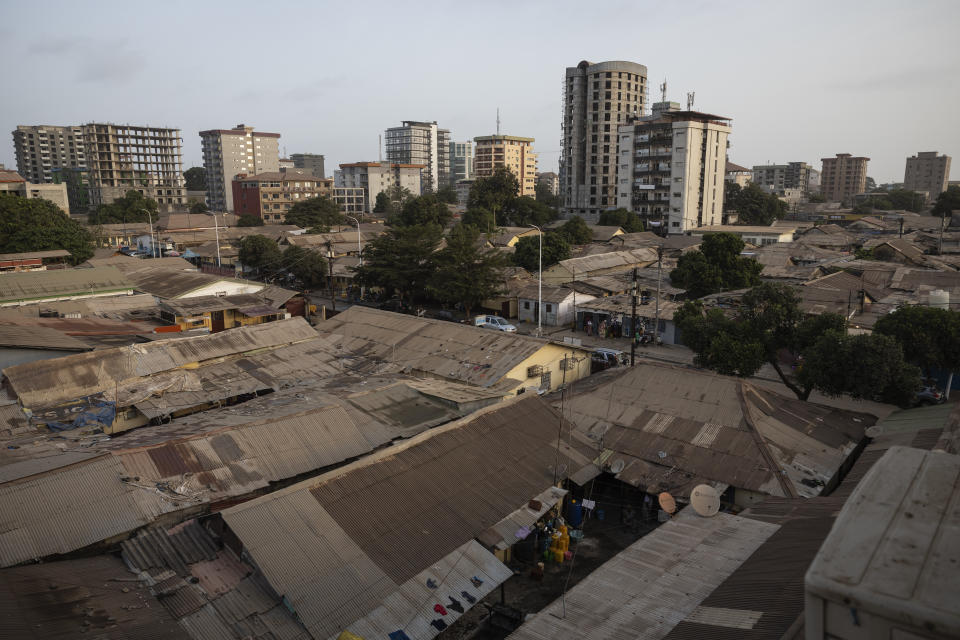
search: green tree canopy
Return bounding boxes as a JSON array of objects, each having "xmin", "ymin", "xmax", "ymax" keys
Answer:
[
  {"xmin": 674, "ymin": 282, "xmax": 920, "ymax": 404},
  {"xmin": 353, "ymin": 223, "xmax": 443, "ymax": 305},
  {"xmin": 670, "ymin": 232, "xmax": 762, "ymax": 298},
  {"xmin": 189, "ymin": 199, "xmax": 209, "ymax": 214},
  {"xmin": 282, "ymin": 245, "xmax": 327, "ymax": 289},
  {"xmin": 237, "ymin": 214, "xmax": 264, "ymax": 227},
  {"xmin": 932, "ymin": 185, "xmax": 960, "ymax": 217},
  {"xmin": 513, "ymin": 232, "xmax": 570, "ymax": 272},
  {"xmin": 284, "ymin": 195, "xmax": 344, "ymax": 232},
  {"xmin": 534, "ymin": 180, "xmax": 561, "ymax": 209},
  {"xmin": 469, "ymin": 167, "xmax": 519, "ymax": 218},
  {"xmin": 724, "ymin": 182, "xmax": 787, "ymax": 225},
  {"xmin": 435, "ymin": 185, "xmax": 458, "ymax": 204},
  {"xmin": 427, "ymin": 224, "xmax": 511, "ymax": 318},
  {"xmin": 0, "ymin": 194, "xmax": 94, "ymax": 264},
  {"xmin": 392, "ymin": 194, "xmax": 452, "ymax": 228},
  {"xmin": 875, "ymin": 305, "xmax": 960, "ymax": 377},
  {"xmin": 88, "ymin": 190, "xmax": 159, "ymax": 225},
  {"xmin": 501, "ymin": 196, "xmax": 556, "ymax": 227},
  {"xmin": 462, "ymin": 207, "xmax": 496, "ymax": 233},
  {"xmin": 556, "ymin": 216, "xmax": 593, "ymax": 244},
  {"xmin": 184, "ymin": 167, "xmax": 207, "ymax": 192},
  {"xmin": 238, "ymin": 234, "xmax": 282, "ymax": 276},
  {"xmin": 373, "ymin": 191, "xmax": 391, "ymax": 214},
  {"xmin": 598, "ymin": 208, "xmax": 644, "ymax": 232}
]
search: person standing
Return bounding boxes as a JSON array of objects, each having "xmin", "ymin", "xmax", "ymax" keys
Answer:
[{"xmin": 586, "ymin": 317, "xmax": 593, "ymax": 336}]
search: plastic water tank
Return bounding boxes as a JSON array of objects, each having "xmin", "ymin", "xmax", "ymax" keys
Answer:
[{"xmin": 929, "ymin": 289, "xmax": 950, "ymax": 310}]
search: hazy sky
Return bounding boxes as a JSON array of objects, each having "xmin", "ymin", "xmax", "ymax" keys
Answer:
[{"xmin": 2, "ymin": 0, "xmax": 957, "ymax": 183}]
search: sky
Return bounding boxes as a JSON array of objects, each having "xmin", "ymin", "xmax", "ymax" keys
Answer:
[{"xmin": 1, "ymin": 0, "xmax": 958, "ymax": 184}]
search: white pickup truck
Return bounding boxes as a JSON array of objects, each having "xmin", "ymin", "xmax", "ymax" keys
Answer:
[{"xmin": 473, "ymin": 315, "xmax": 517, "ymax": 333}]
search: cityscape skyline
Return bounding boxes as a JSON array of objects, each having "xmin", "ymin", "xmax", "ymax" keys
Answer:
[{"xmin": 1, "ymin": 0, "xmax": 958, "ymax": 183}]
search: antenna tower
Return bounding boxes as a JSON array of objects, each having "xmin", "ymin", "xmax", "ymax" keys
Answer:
[
  {"xmin": 496, "ymin": 108, "xmax": 501, "ymax": 136},
  {"xmin": 660, "ymin": 78, "xmax": 667, "ymax": 103},
  {"xmin": 686, "ymin": 92, "xmax": 695, "ymax": 111}
]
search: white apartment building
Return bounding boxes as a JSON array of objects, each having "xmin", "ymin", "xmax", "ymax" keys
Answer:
[
  {"xmin": 200, "ymin": 124, "xmax": 280, "ymax": 212},
  {"xmin": 384, "ymin": 121, "xmax": 450, "ymax": 192},
  {"xmin": 336, "ymin": 162, "xmax": 423, "ymax": 214},
  {"xmin": 450, "ymin": 141, "xmax": 473, "ymax": 183},
  {"xmin": 617, "ymin": 102, "xmax": 731, "ymax": 234}
]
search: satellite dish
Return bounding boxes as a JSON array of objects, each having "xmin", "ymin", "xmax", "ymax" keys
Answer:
[
  {"xmin": 690, "ymin": 484, "xmax": 720, "ymax": 517},
  {"xmin": 865, "ymin": 426, "xmax": 883, "ymax": 438},
  {"xmin": 610, "ymin": 459, "xmax": 626, "ymax": 474},
  {"xmin": 658, "ymin": 492, "xmax": 677, "ymax": 514}
]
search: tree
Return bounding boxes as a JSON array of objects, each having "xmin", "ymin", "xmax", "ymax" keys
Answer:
[
  {"xmin": 392, "ymin": 194, "xmax": 452, "ymax": 228},
  {"xmin": 724, "ymin": 182, "xmax": 787, "ymax": 225},
  {"xmin": 427, "ymin": 224, "xmax": 511, "ymax": 318},
  {"xmin": 0, "ymin": 194, "xmax": 94, "ymax": 264},
  {"xmin": 237, "ymin": 214, "xmax": 265, "ymax": 227},
  {"xmin": 285, "ymin": 195, "xmax": 344, "ymax": 232},
  {"xmin": 88, "ymin": 190, "xmax": 159, "ymax": 225},
  {"xmin": 189, "ymin": 199, "xmax": 209, "ymax": 214},
  {"xmin": 513, "ymin": 233, "xmax": 570, "ymax": 272},
  {"xmin": 875, "ymin": 305, "xmax": 960, "ymax": 378},
  {"xmin": 808, "ymin": 193, "xmax": 826, "ymax": 203},
  {"xmin": 932, "ymin": 185, "xmax": 960, "ymax": 217},
  {"xmin": 674, "ymin": 282, "xmax": 921, "ymax": 404},
  {"xmin": 462, "ymin": 207, "xmax": 496, "ymax": 233},
  {"xmin": 501, "ymin": 196, "xmax": 556, "ymax": 227},
  {"xmin": 556, "ymin": 216, "xmax": 593, "ymax": 244},
  {"xmin": 670, "ymin": 232, "xmax": 762, "ymax": 298},
  {"xmin": 380, "ymin": 184, "xmax": 413, "ymax": 217},
  {"xmin": 184, "ymin": 167, "xmax": 207, "ymax": 192},
  {"xmin": 373, "ymin": 191, "xmax": 391, "ymax": 214},
  {"xmin": 282, "ymin": 245, "xmax": 327, "ymax": 289},
  {"xmin": 534, "ymin": 181, "xmax": 561, "ymax": 209},
  {"xmin": 865, "ymin": 176, "xmax": 877, "ymax": 192},
  {"xmin": 598, "ymin": 208, "xmax": 644, "ymax": 232},
  {"xmin": 435, "ymin": 185, "xmax": 458, "ymax": 204},
  {"xmin": 353, "ymin": 224, "xmax": 443, "ymax": 305},
  {"xmin": 238, "ymin": 235, "xmax": 282, "ymax": 276},
  {"xmin": 469, "ymin": 167, "xmax": 519, "ymax": 220}
]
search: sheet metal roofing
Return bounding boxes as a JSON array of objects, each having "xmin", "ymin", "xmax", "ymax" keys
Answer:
[
  {"xmin": 0, "ymin": 324, "xmax": 92, "ymax": 351},
  {"xmin": 508, "ymin": 509, "xmax": 779, "ymax": 640},
  {"xmin": 85, "ymin": 255, "xmax": 198, "ymax": 272},
  {"xmin": 0, "ymin": 249, "xmax": 71, "ymax": 261},
  {"xmin": 0, "ymin": 266, "xmax": 134, "ymax": 303},
  {"xmin": 2, "ymin": 316, "xmax": 318, "ymax": 410},
  {"xmin": 559, "ymin": 362, "xmax": 871, "ymax": 499},
  {"xmin": 318, "ymin": 306, "xmax": 558, "ymax": 388},
  {"xmin": 552, "ymin": 248, "xmax": 659, "ymax": 275},
  {"xmin": 221, "ymin": 396, "xmax": 596, "ymax": 639},
  {"xmin": 123, "ymin": 267, "xmax": 264, "ymax": 299}
]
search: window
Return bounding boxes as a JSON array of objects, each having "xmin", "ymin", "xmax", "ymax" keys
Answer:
[
  {"xmin": 524, "ymin": 301, "xmax": 530, "ymax": 310},
  {"xmin": 545, "ymin": 304, "xmax": 553, "ymax": 313}
]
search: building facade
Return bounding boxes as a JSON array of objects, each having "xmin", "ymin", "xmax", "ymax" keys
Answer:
[
  {"xmin": 449, "ymin": 141, "xmax": 473, "ymax": 184},
  {"xmin": 616, "ymin": 102, "xmax": 731, "ymax": 233},
  {"xmin": 81, "ymin": 123, "xmax": 186, "ymax": 212},
  {"xmin": 0, "ymin": 169, "xmax": 71, "ymax": 214},
  {"xmin": 820, "ymin": 153, "xmax": 869, "ymax": 204},
  {"xmin": 751, "ymin": 161, "xmax": 814, "ymax": 196},
  {"xmin": 536, "ymin": 171, "xmax": 559, "ymax": 196},
  {"xmin": 903, "ymin": 151, "xmax": 951, "ymax": 202},
  {"xmin": 200, "ymin": 124, "xmax": 280, "ymax": 212},
  {"xmin": 384, "ymin": 121, "xmax": 450, "ymax": 192},
  {"xmin": 12, "ymin": 125, "xmax": 89, "ymax": 213},
  {"xmin": 336, "ymin": 162, "xmax": 423, "ymax": 214},
  {"xmin": 232, "ymin": 171, "xmax": 329, "ymax": 223},
  {"xmin": 725, "ymin": 162, "xmax": 752, "ymax": 188},
  {"xmin": 473, "ymin": 135, "xmax": 538, "ymax": 197},
  {"xmin": 561, "ymin": 60, "xmax": 648, "ymax": 218},
  {"xmin": 291, "ymin": 153, "xmax": 326, "ymax": 178}
]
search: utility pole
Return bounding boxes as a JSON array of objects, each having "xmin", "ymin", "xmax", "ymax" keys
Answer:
[
  {"xmin": 654, "ymin": 247, "xmax": 663, "ymax": 345},
  {"xmin": 630, "ymin": 267, "xmax": 638, "ymax": 366}
]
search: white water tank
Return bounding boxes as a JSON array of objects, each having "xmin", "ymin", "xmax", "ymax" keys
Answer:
[{"xmin": 929, "ymin": 289, "xmax": 949, "ymax": 310}]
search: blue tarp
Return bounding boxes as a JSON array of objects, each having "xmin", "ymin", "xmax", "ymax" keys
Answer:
[{"xmin": 44, "ymin": 398, "xmax": 116, "ymax": 432}]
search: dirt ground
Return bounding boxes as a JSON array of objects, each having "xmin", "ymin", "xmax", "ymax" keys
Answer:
[{"xmin": 441, "ymin": 479, "xmax": 657, "ymax": 639}]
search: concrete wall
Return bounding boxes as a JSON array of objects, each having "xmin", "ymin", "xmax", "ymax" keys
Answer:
[{"xmin": 504, "ymin": 342, "xmax": 593, "ymax": 394}]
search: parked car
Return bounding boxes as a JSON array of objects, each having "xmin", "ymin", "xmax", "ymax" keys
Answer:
[
  {"xmin": 591, "ymin": 348, "xmax": 628, "ymax": 373},
  {"xmin": 914, "ymin": 384, "xmax": 945, "ymax": 406},
  {"xmin": 474, "ymin": 315, "xmax": 517, "ymax": 332}
]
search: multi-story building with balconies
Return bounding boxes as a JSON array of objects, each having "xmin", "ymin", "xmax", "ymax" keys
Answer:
[
  {"xmin": 12, "ymin": 125, "xmax": 89, "ymax": 213},
  {"xmin": 616, "ymin": 101, "xmax": 731, "ymax": 234},
  {"xmin": 751, "ymin": 161, "xmax": 815, "ymax": 196},
  {"xmin": 384, "ymin": 121, "xmax": 449, "ymax": 192},
  {"xmin": 449, "ymin": 141, "xmax": 473, "ymax": 184},
  {"xmin": 561, "ymin": 60, "xmax": 648, "ymax": 218},
  {"xmin": 473, "ymin": 135, "xmax": 538, "ymax": 197},
  {"xmin": 335, "ymin": 162, "xmax": 423, "ymax": 214},
  {"xmin": 200, "ymin": 125, "xmax": 280, "ymax": 212},
  {"xmin": 232, "ymin": 170, "xmax": 330, "ymax": 224},
  {"xmin": 820, "ymin": 154, "xmax": 869, "ymax": 204},
  {"xmin": 904, "ymin": 151, "xmax": 951, "ymax": 203}
]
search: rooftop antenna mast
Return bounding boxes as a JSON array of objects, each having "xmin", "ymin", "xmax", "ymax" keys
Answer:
[
  {"xmin": 378, "ymin": 134, "xmax": 382, "ymax": 163},
  {"xmin": 496, "ymin": 108, "xmax": 501, "ymax": 136},
  {"xmin": 660, "ymin": 78, "xmax": 667, "ymax": 103},
  {"xmin": 686, "ymin": 91, "xmax": 695, "ymax": 111}
]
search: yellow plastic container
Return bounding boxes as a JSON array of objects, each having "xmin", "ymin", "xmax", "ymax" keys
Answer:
[{"xmin": 554, "ymin": 549, "xmax": 564, "ymax": 563}]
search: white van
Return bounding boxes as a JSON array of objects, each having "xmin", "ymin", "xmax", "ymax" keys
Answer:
[{"xmin": 473, "ymin": 315, "xmax": 517, "ymax": 333}]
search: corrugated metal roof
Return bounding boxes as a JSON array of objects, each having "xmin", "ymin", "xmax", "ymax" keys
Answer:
[
  {"xmin": 0, "ymin": 249, "xmax": 71, "ymax": 261},
  {"xmin": 0, "ymin": 266, "xmax": 134, "ymax": 304},
  {"xmin": 123, "ymin": 268, "xmax": 264, "ymax": 299},
  {"xmin": 553, "ymin": 248, "xmax": 659, "ymax": 275},
  {"xmin": 221, "ymin": 396, "xmax": 597, "ymax": 639},
  {"xmin": 0, "ymin": 555, "xmax": 190, "ymax": 640},
  {"xmin": 508, "ymin": 509, "xmax": 779, "ymax": 640}
]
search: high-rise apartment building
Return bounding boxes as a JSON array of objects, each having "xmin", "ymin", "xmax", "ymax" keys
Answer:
[
  {"xmin": 12, "ymin": 125, "xmax": 87, "ymax": 184},
  {"xmin": 384, "ymin": 121, "xmax": 450, "ymax": 192},
  {"xmin": 449, "ymin": 141, "xmax": 473, "ymax": 183},
  {"xmin": 561, "ymin": 60, "xmax": 648, "ymax": 218},
  {"xmin": 904, "ymin": 151, "xmax": 951, "ymax": 202},
  {"xmin": 617, "ymin": 102, "xmax": 731, "ymax": 233},
  {"xmin": 537, "ymin": 172, "xmax": 559, "ymax": 196},
  {"xmin": 473, "ymin": 135, "xmax": 538, "ymax": 197},
  {"xmin": 291, "ymin": 153, "xmax": 326, "ymax": 179},
  {"xmin": 751, "ymin": 162, "xmax": 815, "ymax": 196},
  {"xmin": 82, "ymin": 123, "xmax": 186, "ymax": 212},
  {"xmin": 232, "ymin": 170, "xmax": 329, "ymax": 224},
  {"xmin": 200, "ymin": 125, "xmax": 280, "ymax": 212},
  {"xmin": 336, "ymin": 162, "xmax": 423, "ymax": 214},
  {"xmin": 820, "ymin": 154, "xmax": 869, "ymax": 204}
]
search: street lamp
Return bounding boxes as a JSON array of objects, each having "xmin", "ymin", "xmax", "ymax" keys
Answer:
[
  {"xmin": 139, "ymin": 207, "xmax": 157, "ymax": 258},
  {"xmin": 345, "ymin": 215, "xmax": 363, "ymax": 300},
  {"xmin": 529, "ymin": 224, "xmax": 542, "ymax": 337},
  {"xmin": 325, "ymin": 241, "xmax": 336, "ymax": 312}
]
